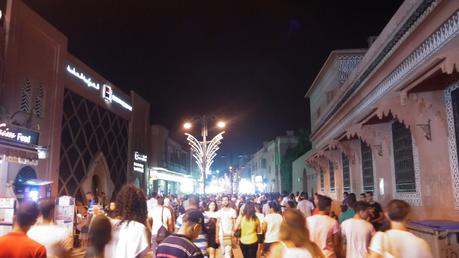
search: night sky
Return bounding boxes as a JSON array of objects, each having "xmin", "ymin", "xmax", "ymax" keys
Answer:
[{"xmin": 24, "ymin": 0, "xmax": 403, "ymax": 169}]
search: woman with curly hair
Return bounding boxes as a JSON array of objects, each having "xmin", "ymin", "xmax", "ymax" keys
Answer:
[
  {"xmin": 105, "ymin": 184, "xmax": 152, "ymax": 258},
  {"xmin": 268, "ymin": 209, "xmax": 324, "ymax": 258}
]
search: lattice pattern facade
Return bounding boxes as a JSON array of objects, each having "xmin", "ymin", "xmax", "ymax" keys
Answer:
[{"xmin": 59, "ymin": 89, "xmax": 128, "ymax": 202}]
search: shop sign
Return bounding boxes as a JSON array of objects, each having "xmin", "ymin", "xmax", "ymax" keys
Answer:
[
  {"xmin": 133, "ymin": 162, "xmax": 145, "ymax": 173},
  {"xmin": 66, "ymin": 64, "xmax": 133, "ymax": 111},
  {"xmin": 134, "ymin": 151, "xmax": 147, "ymax": 162},
  {"xmin": 0, "ymin": 123, "xmax": 39, "ymax": 145},
  {"xmin": 6, "ymin": 156, "xmax": 38, "ymax": 166},
  {"xmin": 66, "ymin": 65, "xmax": 100, "ymax": 90}
]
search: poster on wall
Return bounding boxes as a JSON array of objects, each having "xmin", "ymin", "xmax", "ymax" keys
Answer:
[
  {"xmin": 0, "ymin": 197, "xmax": 15, "ymax": 237},
  {"xmin": 54, "ymin": 196, "xmax": 75, "ymax": 235}
]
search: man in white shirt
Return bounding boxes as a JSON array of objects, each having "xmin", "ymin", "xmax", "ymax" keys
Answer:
[
  {"xmin": 28, "ymin": 199, "xmax": 73, "ymax": 258},
  {"xmin": 368, "ymin": 199, "xmax": 433, "ymax": 258},
  {"xmin": 147, "ymin": 196, "xmax": 173, "ymax": 253},
  {"xmin": 147, "ymin": 192, "xmax": 158, "ymax": 213},
  {"xmin": 341, "ymin": 201, "xmax": 375, "ymax": 258},
  {"xmin": 216, "ymin": 195, "xmax": 237, "ymax": 258},
  {"xmin": 306, "ymin": 195, "xmax": 341, "ymax": 258},
  {"xmin": 297, "ymin": 192, "xmax": 314, "ymax": 217}
]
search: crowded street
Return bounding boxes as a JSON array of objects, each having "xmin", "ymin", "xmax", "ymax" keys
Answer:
[{"xmin": 2, "ymin": 0, "xmax": 459, "ymax": 257}]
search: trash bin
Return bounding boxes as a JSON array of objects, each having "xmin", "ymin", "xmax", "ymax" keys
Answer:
[{"xmin": 408, "ymin": 220, "xmax": 459, "ymax": 258}]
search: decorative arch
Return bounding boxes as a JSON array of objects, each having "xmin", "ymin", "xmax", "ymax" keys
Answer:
[{"xmin": 81, "ymin": 152, "xmax": 115, "ymax": 202}]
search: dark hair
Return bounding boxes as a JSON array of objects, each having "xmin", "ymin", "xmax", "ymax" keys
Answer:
[
  {"xmin": 116, "ymin": 184, "xmax": 147, "ymax": 225},
  {"xmin": 38, "ymin": 198, "xmax": 55, "ymax": 221},
  {"xmin": 268, "ymin": 201, "xmax": 281, "ymax": 213},
  {"xmin": 188, "ymin": 195, "xmax": 199, "ymax": 207},
  {"xmin": 254, "ymin": 203, "xmax": 262, "ymax": 212},
  {"xmin": 287, "ymin": 200, "xmax": 297, "ymax": 209},
  {"xmin": 86, "ymin": 192, "xmax": 93, "ymax": 195},
  {"xmin": 347, "ymin": 193, "xmax": 357, "ymax": 207},
  {"xmin": 317, "ymin": 195, "xmax": 332, "ymax": 211},
  {"xmin": 207, "ymin": 201, "xmax": 218, "ymax": 212},
  {"xmin": 386, "ymin": 199, "xmax": 410, "ymax": 222},
  {"xmin": 242, "ymin": 202, "xmax": 257, "ymax": 221},
  {"xmin": 16, "ymin": 201, "xmax": 40, "ymax": 228},
  {"xmin": 157, "ymin": 196, "xmax": 164, "ymax": 206},
  {"xmin": 300, "ymin": 192, "xmax": 308, "ymax": 200},
  {"xmin": 365, "ymin": 191, "xmax": 373, "ymax": 196},
  {"xmin": 89, "ymin": 215, "xmax": 112, "ymax": 251},
  {"xmin": 354, "ymin": 201, "xmax": 369, "ymax": 213}
]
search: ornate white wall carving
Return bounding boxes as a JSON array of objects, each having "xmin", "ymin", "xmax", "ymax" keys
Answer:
[
  {"xmin": 317, "ymin": 6, "xmax": 459, "ymax": 149},
  {"xmin": 445, "ymin": 81, "xmax": 459, "ymax": 209}
]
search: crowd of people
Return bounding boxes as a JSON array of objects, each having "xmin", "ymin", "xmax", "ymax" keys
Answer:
[{"xmin": 0, "ymin": 185, "xmax": 434, "ymax": 258}]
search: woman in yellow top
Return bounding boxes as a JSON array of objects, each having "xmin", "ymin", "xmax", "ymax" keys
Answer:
[{"xmin": 235, "ymin": 202, "xmax": 260, "ymax": 258}]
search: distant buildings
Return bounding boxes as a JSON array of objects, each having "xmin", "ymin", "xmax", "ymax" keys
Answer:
[{"xmin": 243, "ymin": 131, "xmax": 298, "ymax": 192}]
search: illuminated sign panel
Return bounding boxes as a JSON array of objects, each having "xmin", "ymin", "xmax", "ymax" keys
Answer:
[
  {"xmin": 66, "ymin": 64, "xmax": 133, "ymax": 111},
  {"xmin": 133, "ymin": 151, "xmax": 147, "ymax": 173},
  {"xmin": 0, "ymin": 123, "xmax": 39, "ymax": 145},
  {"xmin": 102, "ymin": 84, "xmax": 113, "ymax": 103},
  {"xmin": 134, "ymin": 151, "xmax": 147, "ymax": 162},
  {"xmin": 133, "ymin": 162, "xmax": 145, "ymax": 173},
  {"xmin": 66, "ymin": 65, "xmax": 100, "ymax": 90}
]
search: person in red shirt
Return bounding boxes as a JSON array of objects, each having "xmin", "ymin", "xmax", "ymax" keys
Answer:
[{"xmin": 0, "ymin": 201, "xmax": 47, "ymax": 258}]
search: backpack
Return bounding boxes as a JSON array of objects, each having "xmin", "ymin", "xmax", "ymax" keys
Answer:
[{"xmin": 156, "ymin": 207, "xmax": 170, "ymax": 243}]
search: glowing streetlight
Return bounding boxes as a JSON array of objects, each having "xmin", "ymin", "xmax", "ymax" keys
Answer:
[
  {"xmin": 217, "ymin": 121, "xmax": 226, "ymax": 129},
  {"xmin": 183, "ymin": 115, "xmax": 226, "ymax": 194},
  {"xmin": 183, "ymin": 122, "xmax": 192, "ymax": 130}
]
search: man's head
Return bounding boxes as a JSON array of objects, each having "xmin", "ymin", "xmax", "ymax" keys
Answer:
[
  {"xmin": 300, "ymin": 192, "xmax": 308, "ymax": 200},
  {"xmin": 16, "ymin": 201, "xmax": 40, "ymax": 232},
  {"xmin": 385, "ymin": 199, "xmax": 410, "ymax": 222},
  {"xmin": 360, "ymin": 193, "xmax": 366, "ymax": 202},
  {"xmin": 317, "ymin": 195, "xmax": 332, "ymax": 212},
  {"xmin": 222, "ymin": 195, "xmax": 230, "ymax": 207},
  {"xmin": 354, "ymin": 201, "xmax": 370, "ymax": 220},
  {"xmin": 365, "ymin": 192, "xmax": 374, "ymax": 203},
  {"xmin": 86, "ymin": 192, "xmax": 94, "ymax": 201},
  {"xmin": 89, "ymin": 215, "xmax": 112, "ymax": 252},
  {"xmin": 343, "ymin": 192, "xmax": 349, "ymax": 198},
  {"xmin": 38, "ymin": 198, "xmax": 55, "ymax": 221},
  {"xmin": 347, "ymin": 193, "xmax": 357, "ymax": 208},
  {"xmin": 109, "ymin": 202, "xmax": 116, "ymax": 211},
  {"xmin": 188, "ymin": 195, "xmax": 199, "ymax": 209},
  {"xmin": 181, "ymin": 209, "xmax": 204, "ymax": 240},
  {"xmin": 157, "ymin": 196, "xmax": 165, "ymax": 206}
]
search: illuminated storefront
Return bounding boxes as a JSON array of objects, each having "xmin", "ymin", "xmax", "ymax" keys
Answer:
[{"xmin": 0, "ymin": 0, "xmax": 150, "ymax": 202}]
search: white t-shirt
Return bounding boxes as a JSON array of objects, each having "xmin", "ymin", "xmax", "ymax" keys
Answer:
[
  {"xmin": 297, "ymin": 200, "xmax": 314, "ymax": 217},
  {"xmin": 306, "ymin": 214, "xmax": 340, "ymax": 258},
  {"xmin": 105, "ymin": 219, "xmax": 150, "ymax": 258},
  {"xmin": 148, "ymin": 206, "xmax": 172, "ymax": 235},
  {"xmin": 369, "ymin": 229, "xmax": 433, "ymax": 258},
  {"xmin": 264, "ymin": 213, "xmax": 283, "ymax": 243},
  {"xmin": 341, "ymin": 218, "xmax": 375, "ymax": 258},
  {"xmin": 256, "ymin": 212, "xmax": 265, "ymax": 234},
  {"xmin": 28, "ymin": 224, "xmax": 72, "ymax": 258},
  {"xmin": 218, "ymin": 207, "xmax": 237, "ymax": 236},
  {"xmin": 281, "ymin": 242, "xmax": 313, "ymax": 258},
  {"xmin": 147, "ymin": 197, "xmax": 158, "ymax": 213}
]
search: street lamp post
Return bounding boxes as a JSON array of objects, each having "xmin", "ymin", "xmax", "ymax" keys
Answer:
[{"xmin": 184, "ymin": 115, "xmax": 225, "ymax": 194}]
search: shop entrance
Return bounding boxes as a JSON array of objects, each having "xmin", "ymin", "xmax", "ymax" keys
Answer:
[{"xmin": 82, "ymin": 153, "xmax": 114, "ymax": 202}]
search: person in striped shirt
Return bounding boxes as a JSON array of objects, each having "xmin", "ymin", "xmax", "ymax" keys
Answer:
[
  {"xmin": 157, "ymin": 209, "xmax": 205, "ymax": 258},
  {"xmin": 175, "ymin": 195, "xmax": 209, "ymax": 257}
]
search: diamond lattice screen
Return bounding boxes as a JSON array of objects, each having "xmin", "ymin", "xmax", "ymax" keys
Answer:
[{"xmin": 59, "ymin": 89, "xmax": 128, "ymax": 201}]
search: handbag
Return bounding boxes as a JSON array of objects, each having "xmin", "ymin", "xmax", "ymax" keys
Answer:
[
  {"xmin": 156, "ymin": 207, "xmax": 170, "ymax": 243},
  {"xmin": 233, "ymin": 228, "xmax": 241, "ymax": 238}
]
